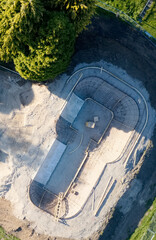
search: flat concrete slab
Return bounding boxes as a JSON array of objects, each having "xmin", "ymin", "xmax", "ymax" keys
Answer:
[
  {"xmin": 46, "ymin": 99, "xmax": 113, "ymax": 194},
  {"xmin": 72, "ymin": 98, "xmax": 113, "ymax": 143},
  {"xmin": 46, "ymin": 132, "xmax": 87, "ymax": 194},
  {"xmin": 34, "ymin": 139, "xmax": 66, "ymax": 185},
  {"xmin": 61, "ymin": 93, "xmax": 84, "ymax": 123}
]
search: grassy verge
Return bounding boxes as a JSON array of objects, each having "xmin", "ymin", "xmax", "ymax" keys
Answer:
[
  {"xmin": 98, "ymin": 0, "xmax": 147, "ymax": 19},
  {"xmin": 0, "ymin": 226, "xmax": 20, "ymax": 240},
  {"xmin": 128, "ymin": 198, "xmax": 156, "ymax": 240},
  {"xmin": 96, "ymin": 0, "xmax": 156, "ymax": 38},
  {"xmin": 141, "ymin": 2, "xmax": 156, "ymax": 38}
]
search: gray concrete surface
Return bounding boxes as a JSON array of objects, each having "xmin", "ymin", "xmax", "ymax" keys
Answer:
[
  {"xmin": 46, "ymin": 98, "xmax": 113, "ymax": 195},
  {"xmin": 34, "ymin": 139, "xmax": 66, "ymax": 185},
  {"xmin": 2, "ymin": 63, "xmax": 155, "ymax": 240}
]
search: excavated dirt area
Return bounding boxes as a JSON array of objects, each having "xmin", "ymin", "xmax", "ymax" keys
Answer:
[{"xmin": 0, "ymin": 12, "xmax": 156, "ymax": 240}]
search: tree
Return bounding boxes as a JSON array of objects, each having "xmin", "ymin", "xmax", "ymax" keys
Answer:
[
  {"xmin": 48, "ymin": 0, "xmax": 96, "ymax": 34},
  {"xmin": 14, "ymin": 11, "xmax": 76, "ymax": 81},
  {"xmin": 0, "ymin": 0, "xmax": 96, "ymax": 81},
  {"xmin": 0, "ymin": 0, "xmax": 44, "ymax": 62}
]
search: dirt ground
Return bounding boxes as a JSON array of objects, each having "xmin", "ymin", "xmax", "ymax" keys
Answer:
[
  {"xmin": 0, "ymin": 12, "xmax": 156, "ymax": 240},
  {"xmin": 0, "ymin": 198, "xmax": 64, "ymax": 240}
]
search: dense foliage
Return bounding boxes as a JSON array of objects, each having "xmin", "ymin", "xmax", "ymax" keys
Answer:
[
  {"xmin": 0, "ymin": 0, "xmax": 95, "ymax": 81},
  {"xmin": 49, "ymin": 0, "xmax": 96, "ymax": 34},
  {"xmin": 0, "ymin": 0, "xmax": 44, "ymax": 62},
  {"xmin": 141, "ymin": 2, "xmax": 156, "ymax": 38},
  {"xmin": 14, "ymin": 11, "xmax": 76, "ymax": 81},
  {"xmin": 101, "ymin": 0, "xmax": 147, "ymax": 19}
]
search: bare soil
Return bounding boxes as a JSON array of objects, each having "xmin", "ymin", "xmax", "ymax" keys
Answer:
[
  {"xmin": 0, "ymin": 198, "xmax": 63, "ymax": 240},
  {"xmin": 0, "ymin": 12, "xmax": 156, "ymax": 240}
]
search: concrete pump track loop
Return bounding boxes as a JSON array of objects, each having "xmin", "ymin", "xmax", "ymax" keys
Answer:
[{"xmin": 29, "ymin": 66, "xmax": 148, "ymax": 222}]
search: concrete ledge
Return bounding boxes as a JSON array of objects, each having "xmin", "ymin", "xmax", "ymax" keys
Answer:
[
  {"xmin": 61, "ymin": 93, "xmax": 84, "ymax": 123},
  {"xmin": 34, "ymin": 140, "xmax": 66, "ymax": 185}
]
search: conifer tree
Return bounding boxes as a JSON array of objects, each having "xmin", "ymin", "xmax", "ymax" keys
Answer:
[
  {"xmin": 0, "ymin": 0, "xmax": 44, "ymax": 62},
  {"xmin": 0, "ymin": 0, "xmax": 95, "ymax": 81},
  {"xmin": 49, "ymin": 0, "xmax": 96, "ymax": 34},
  {"xmin": 14, "ymin": 11, "xmax": 76, "ymax": 81}
]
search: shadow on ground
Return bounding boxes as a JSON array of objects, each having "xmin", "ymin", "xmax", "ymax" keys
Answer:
[
  {"xmin": 67, "ymin": 13, "xmax": 156, "ymax": 108},
  {"xmin": 99, "ymin": 127, "xmax": 156, "ymax": 240},
  {"xmin": 0, "ymin": 70, "xmax": 34, "ymax": 114}
]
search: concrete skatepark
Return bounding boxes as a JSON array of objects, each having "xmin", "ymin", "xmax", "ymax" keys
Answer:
[
  {"xmin": 0, "ymin": 61, "xmax": 155, "ymax": 239},
  {"xmin": 1, "ymin": 10, "xmax": 156, "ymax": 239},
  {"xmin": 29, "ymin": 67, "xmax": 148, "ymax": 221}
]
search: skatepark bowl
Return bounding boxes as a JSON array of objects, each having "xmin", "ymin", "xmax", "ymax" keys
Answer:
[{"xmin": 29, "ymin": 67, "xmax": 148, "ymax": 222}]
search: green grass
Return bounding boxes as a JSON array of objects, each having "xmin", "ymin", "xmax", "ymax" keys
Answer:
[
  {"xmin": 141, "ymin": 2, "xmax": 156, "ymax": 38},
  {"xmin": 128, "ymin": 198, "xmax": 156, "ymax": 240},
  {"xmin": 98, "ymin": 0, "xmax": 147, "ymax": 19},
  {"xmin": 96, "ymin": 0, "xmax": 156, "ymax": 38},
  {"xmin": 0, "ymin": 226, "xmax": 20, "ymax": 240}
]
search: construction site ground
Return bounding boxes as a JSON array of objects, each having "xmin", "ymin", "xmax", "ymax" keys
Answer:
[{"xmin": 0, "ymin": 13, "xmax": 156, "ymax": 240}]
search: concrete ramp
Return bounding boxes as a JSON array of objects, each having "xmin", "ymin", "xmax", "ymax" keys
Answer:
[
  {"xmin": 61, "ymin": 93, "xmax": 84, "ymax": 123},
  {"xmin": 34, "ymin": 140, "xmax": 66, "ymax": 185}
]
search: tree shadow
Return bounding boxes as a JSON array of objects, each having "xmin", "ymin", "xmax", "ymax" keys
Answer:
[
  {"xmin": 0, "ymin": 126, "xmax": 44, "ymax": 170},
  {"xmin": 0, "ymin": 69, "xmax": 34, "ymax": 114},
  {"xmin": 96, "ymin": 180, "xmax": 117, "ymax": 217},
  {"xmin": 0, "ymin": 149, "xmax": 8, "ymax": 163},
  {"xmin": 99, "ymin": 128, "xmax": 156, "ymax": 240},
  {"xmin": 65, "ymin": 14, "xmax": 156, "ymax": 108},
  {"xmin": 1, "ymin": 14, "xmax": 156, "ymax": 109}
]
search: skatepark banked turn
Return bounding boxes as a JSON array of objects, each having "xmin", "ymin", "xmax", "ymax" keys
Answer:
[{"xmin": 29, "ymin": 67, "xmax": 148, "ymax": 221}]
